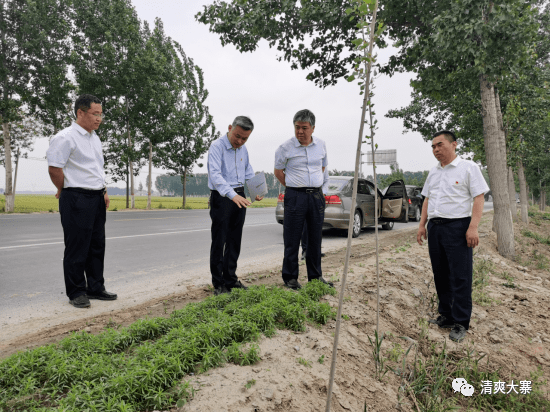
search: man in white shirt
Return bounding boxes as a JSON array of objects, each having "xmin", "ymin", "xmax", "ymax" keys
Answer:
[
  {"xmin": 274, "ymin": 109, "xmax": 330, "ymax": 290},
  {"xmin": 417, "ymin": 130, "xmax": 489, "ymax": 342},
  {"xmin": 47, "ymin": 94, "xmax": 117, "ymax": 309}
]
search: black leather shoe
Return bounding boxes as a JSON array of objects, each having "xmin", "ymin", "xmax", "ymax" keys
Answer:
[
  {"xmin": 228, "ymin": 280, "xmax": 248, "ymax": 291},
  {"xmin": 429, "ymin": 315, "xmax": 454, "ymax": 329},
  {"xmin": 214, "ymin": 285, "xmax": 229, "ymax": 296},
  {"xmin": 284, "ymin": 279, "xmax": 302, "ymax": 290},
  {"xmin": 450, "ymin": 324, "xmax": 467, "ymax": 342},
  {"xmin": 321, "ymin": 253, "xmax": 326, "ymax": 257},
  {"xmin": 69, "ymin": 295, "xmax": 91, "ymax": 308},
  {"xmin": 87, "ymin": 290, "xmax": 117, "ymax": 300},
  {"xmin": 311, "ymin": 277, "xmax": 334, "ymax": 287}
]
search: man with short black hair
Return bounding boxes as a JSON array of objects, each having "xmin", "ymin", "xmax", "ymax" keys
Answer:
[
  {"xmin": 274, "ymin": 109, "xmax": 331, "ymax": 290},
  {"xmin": 417, "ymin": 130, "xmax": 489, "ymax": 342},
  {"xmin": 47, "ymin": 94, "xmax": 117, "ymax": 309},
  {"xmin": 208, "ymin": 116, "xmax": 263, "ymax": 295}
]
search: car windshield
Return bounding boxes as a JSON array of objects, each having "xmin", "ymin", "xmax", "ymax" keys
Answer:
[
  {"xmin": 406, "ymin": 187, "xmax": 416, "ymax": 196},
  {"xmin": 327, "ymin": 179, "xmax": 350, "ymax": 192}
]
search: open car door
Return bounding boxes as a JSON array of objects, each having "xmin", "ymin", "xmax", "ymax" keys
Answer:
[{"xmin": 380, "ymin": 180, "xmax": 409, "ymax": 223}]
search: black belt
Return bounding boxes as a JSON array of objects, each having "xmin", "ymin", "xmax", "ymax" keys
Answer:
[
  {"xmin": 430, "ymin": 217, "xmax": 469, "ymax": 225},
  {"xmin": 211, "ymin": 187, "xmax": 245, "ymax": 195},
  {"xmin": 286, "ymin": 186, "xmax": 322, "ymax": 194},
  {"xmin": 64, "ymin": 187, "xmax": 106, "ymax": 195}
]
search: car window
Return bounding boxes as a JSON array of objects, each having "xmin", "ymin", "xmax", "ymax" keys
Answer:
[
  {"xmin": 328, "ymin": 179, "xmax": 350, "ymax": 192},
  {"xmin": 406, "ymin": 187, "xmax": 415, "ymax": 196},
  {"xmin": 358, "ymin": 181, "xmax": 370, "ymax": 195}
]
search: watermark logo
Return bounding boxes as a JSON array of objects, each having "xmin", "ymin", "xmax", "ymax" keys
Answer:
[
  {"xmin": 480, "ymin": 380, "xmax": 532, "ymax": 395},
  {"xmin": 452, "ymin": 378, "xmax": 475, "ymax": 396},
  {"xmin": 453, "ymin": 379, "xmax": 533, "ymax": 396}
]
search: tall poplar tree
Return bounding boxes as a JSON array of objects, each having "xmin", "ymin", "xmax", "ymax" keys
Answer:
[
  {"xmin": 155, "ymin": 42, "xmax": 219, "ymax": 208},
  {"xmin": 71, "ymin": 0, "xmax": 144, "ymax": 207},
  {"xmin": 1, "ymin": 0, "xmax": 72, "ymax": 211}
]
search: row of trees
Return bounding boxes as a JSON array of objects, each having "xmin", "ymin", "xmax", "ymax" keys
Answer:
[
  {"xmin": 196, "ymin": 0, "xmax": 550, "ymax": 258},
  {"xmin": 154, "ymin": 169, "xmax": 433, "ymax": 203},
  {"xmin": 1, "ymin": 0, "xmax": 218, "ymax": 211}
]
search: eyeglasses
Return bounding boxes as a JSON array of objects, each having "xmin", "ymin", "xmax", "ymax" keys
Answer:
[{"xmin": 83, "ymin": 110, "xmax": 105, "ymax": 120}]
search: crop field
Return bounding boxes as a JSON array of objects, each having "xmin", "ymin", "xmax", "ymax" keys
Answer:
[
  {"xmin": 0, "ymin": 282, "xmax": 336, "ymax": 411},
  {"xmin": 0, "ymin": 195, "xmax": 278, "ymax": 213}
]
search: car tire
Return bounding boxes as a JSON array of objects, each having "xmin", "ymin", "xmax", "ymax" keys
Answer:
[
  {"xmin": 346, "ymin": 210, "xmax": 362, "ymax": 238},
  {"xmin": 382, "ymin": 221, "xmax": 394, "ymax": 230},
  {"xmin": 413, "ymin": 206, "xmax": 421, "ymax": 222}
]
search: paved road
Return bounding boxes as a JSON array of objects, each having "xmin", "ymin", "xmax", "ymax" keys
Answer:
[{"xmin": 0, "ymin": 203, "xmax": 493, "ymax": 323}]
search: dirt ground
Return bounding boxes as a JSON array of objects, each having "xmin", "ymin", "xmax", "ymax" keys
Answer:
[{"xmin": 2, "ymin": 210, "xmax": 550, "ymax": 411}]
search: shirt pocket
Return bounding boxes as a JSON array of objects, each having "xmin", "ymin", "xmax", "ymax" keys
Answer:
[{"xmin": 447, "ymin": 178, "xmax": 469, "ymax": 196}]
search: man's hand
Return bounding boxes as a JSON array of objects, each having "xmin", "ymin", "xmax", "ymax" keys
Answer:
[
  {"xmin": 232, "ymin": 194, "xmax": 251, "ymax": 208},
  {"xmin": 104, "ymin": 193, "xmax": 110, "ymax": 209},
  {"xmin": 417, "ymin": 226, "xmax": 427, "ymax": 246},
  {"xmin": 55, "ymin": 188, "xmax": 61, "ymax": 199},
  {"xmin": 466, "ymin": 226, "xmax": 479, "ymax": 248},
  {"xmin": 255, "ymin": 195, "xmax": 264, "ymax": 202}
]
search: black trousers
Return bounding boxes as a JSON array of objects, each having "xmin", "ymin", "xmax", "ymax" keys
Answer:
[
  {"xmin": 59, "ymin": 189, "xmax": 106, "ymax": 300},
  {"xmin": 282, "ymin": 188, "xmax": 324, "ymax": 282},
  {"xmin": 427, "ymin": 217, "xmax": 473, "ymax": 329},
  {"xmin": 209, "ymin": 189, "xmax": 246, "ymax": 288}
]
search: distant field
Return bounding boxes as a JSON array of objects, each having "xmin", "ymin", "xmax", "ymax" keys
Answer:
[{"xmin": 0, "ymin": 195, "xmax": 278, "ymax": 213}]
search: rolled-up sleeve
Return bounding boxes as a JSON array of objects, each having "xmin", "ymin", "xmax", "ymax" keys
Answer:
[
  {"xmin": 274, "ymin": 146, "xmax": 287, "ymax": 170},
  {"xmin": 46, "ymin": 135, "xmax": 73, "ymax": 168},
  {"xmin": 208, "ymin": 144, "xmax": 236, "ymax": 199},
  {"xmin": 322, "ymin": 167, "xmax": 329, "ymax": 194},
  {"xmin": 322, "ymin": 141, "xmax": 328, "ymax": 168},
  {"xmin": 245, "ymin": 150, "xmax": 255, "ymax": 181}
]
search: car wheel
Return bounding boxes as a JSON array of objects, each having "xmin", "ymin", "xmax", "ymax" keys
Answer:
[
  {"xmin": 382, "ymin": 221, "xmax": 394, "ymax": 230},
  {"xmin": 414, "ymin": 206, "xmax": 421, "ymax": 222},
  {"xmin": 351, "ymin": 210, "xmax": 362, "ymax": 238}
]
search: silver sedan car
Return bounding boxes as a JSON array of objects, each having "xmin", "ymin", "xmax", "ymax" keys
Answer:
[{"xmin": 275, "ymin": 176, "xmax": 409, "ymax": 237}]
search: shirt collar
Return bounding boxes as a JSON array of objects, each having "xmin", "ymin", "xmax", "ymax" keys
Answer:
[
  {"xmin": 293, "ymin": 135, "xmax": 317, "ymax": 147},
  {"xmin": 72, "ymin": 122, "xmax": 93, "ymax": 137},
  {"xmin": 437, "ymin": 156, "xmax": 461, "ymax": 169},
  {"xmin": 223, "ymin": 134, "xmax": 239, "ymax": 150}
]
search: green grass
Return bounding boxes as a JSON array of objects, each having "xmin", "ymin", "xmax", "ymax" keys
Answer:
[
  {"xmin": 404, "ymin": 343, "xmax": 550, "ymax": 412},
  {"xmin": 0, "ymin": 282, "xmax": 336, "ymax": 411},
  {"xmin": 0, "ymin": 195, "xmax": 278, "ymax": 213},
  {"xmin": 472, "ymin": 257, "xmax": 494, "ymax": 306},
  {"xmin": 521, "ymin": 229, "xmax": 550, "ymax": 245}
]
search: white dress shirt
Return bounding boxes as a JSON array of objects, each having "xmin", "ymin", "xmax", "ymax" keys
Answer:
[
  {"xmin": 421, "ymin": 157, "xmax": 489, "ymax": 219},
  {"xmin": 46, "ymin": 122, "xmax": 106, "ymax": 190}
]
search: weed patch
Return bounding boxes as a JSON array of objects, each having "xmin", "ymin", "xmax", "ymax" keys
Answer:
[
  {"xmin": 403, "ymin": 343, "xmax": 550, "ymax": 411},
  {"xmin": 472, "ymin": 257, "xmax": 494, "ymax": 306},
  {"xmin": 521, "ymin": 229, "xmax": 550, "ymax": 245},
  {"xmin": 0, "ymin": 282, "xmax": 335, "ymax": 411}
]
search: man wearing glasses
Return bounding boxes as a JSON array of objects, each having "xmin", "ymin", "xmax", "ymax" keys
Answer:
[{"xmin": 47, "ymin": 94, "xmax": 117, "ymax": 309}]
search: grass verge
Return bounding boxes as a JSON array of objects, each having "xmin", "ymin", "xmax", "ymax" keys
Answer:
[
  {"xmin": 0, "ymin": 195, "xmax": 278, "ymax": 213},
  {"xmin": 0, "ymin": 282, "xmax": 335, "ymax": 411}
]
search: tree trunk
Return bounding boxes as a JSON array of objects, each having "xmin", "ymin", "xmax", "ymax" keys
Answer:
[
  {"xmin": 517, "ymin": 160, "xmax": 529, "ymax": 224},
  {"xmin": 542, "ymin": 189, "xmax": 547, "ymax": 212},
  {"xmin": 126, "ymin": 162, "xmax": 129, "ymax": 209},
  {"xmin": 507, "ymin": 166, "xmax": 517, "ymax": 222},
  {"xmin": 182, "ymin": 168, "xmax": 187, "ymax": 208},
  {"xmin": 2, "ymin": 122, "xmax": 14, "ymax": 212},
  {"xmin": 127, "ymin": 98, "xmax": 135, "ymax": 209},
  {"xmin": 479, "ymin": 75, "xmax": 515, "ymax": 258},
  {"xmin": 540, "ymin": 181, "xmax": 544, "ymax": 211},
  {"xmin": 147, "ymin": 139, "xmax": 152, "ymax": 210},
  {"xmin": 13, "ymin": 147, "xmax": 20, "ymax": 200}
]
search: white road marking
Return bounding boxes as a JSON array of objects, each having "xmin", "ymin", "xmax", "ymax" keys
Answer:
[{"xmin": 0, "ymin": 223, "xmax": 278, "ymax": 251}]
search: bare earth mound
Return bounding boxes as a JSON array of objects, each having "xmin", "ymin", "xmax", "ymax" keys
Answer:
[{"xmin": 2, "ymin": 210, "xmax": 550, "ymax": 411}]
